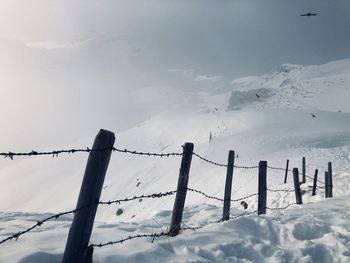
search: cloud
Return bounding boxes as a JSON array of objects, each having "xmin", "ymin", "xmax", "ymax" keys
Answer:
[
  {"xmin": 25, "ymin": 38, "xmax": 92, "ymax": 49},
  {"xmin": 0, "ymin": 0, "xmax": 349, "ymax": 149},
  {"xmin": 168, "ymin": 69, "xmax": 222, "ymax": 82},
  {"xmin": 194, "ymin": 75, "xmax": 223, "ymax": 82}
]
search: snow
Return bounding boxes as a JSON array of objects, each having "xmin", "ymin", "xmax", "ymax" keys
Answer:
[{"xmin": 1, "ymin": 58, "xmax": 350, "ymax": 262}]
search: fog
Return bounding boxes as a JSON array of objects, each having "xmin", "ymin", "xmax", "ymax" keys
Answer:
[{"xmin": 0, "ymin": 0, "xmax": 349, "ymax": 150}]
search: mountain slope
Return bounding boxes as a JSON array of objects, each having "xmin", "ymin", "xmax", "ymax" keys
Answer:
[{"xmin": 1, "ymin": 58, "xmax": 350, "ymax": 262}]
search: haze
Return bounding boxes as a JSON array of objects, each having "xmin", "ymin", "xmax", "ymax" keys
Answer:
[{"xmin": 0, "ymin": 0, "xmax": 349, "ymax": 151}]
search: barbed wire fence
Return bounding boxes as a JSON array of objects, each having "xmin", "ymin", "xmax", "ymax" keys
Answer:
[{"xmin": 0, "ymin": 131, "xmax": 335, "ymax": 262}]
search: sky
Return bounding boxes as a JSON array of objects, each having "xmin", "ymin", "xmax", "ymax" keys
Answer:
[{"xmin": 0, "ymin": 0, "xmax": 349, "ymax": 151}]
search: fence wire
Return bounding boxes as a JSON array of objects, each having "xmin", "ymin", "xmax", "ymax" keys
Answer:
[
  {"xmin": 266, "ymin": 203, "xmax": 298, "ymax": 211},
  {"xmin": 192, "ymin": 153, "xmax": 259, "ymax": 169},
  {"xmin": 0, "ymin": 190, "xmax": 177, "ymax": 245},
  {"xmin": 187, "ymin": 187, "xmax": 259, "ymax": 203},
  {"xmin": 0, "ymin": 147, "xmax": 182, "ymax": 160},
  {"xmin": 98, "ymin": 190, "xmax": 177, "ymax": 205},
  {"xmin": 267, "ymin": 188, "xmax": 295, "ymax": 193},
  {"xmin": 267, "ymin": 165, "xmax": 326, "ymax": 186},
  {"xmin": 0, "ymin": 143, "xmax": 334, "ymax": 249},
  {"xmin": 89, "ymin": 232, "xmax": 169, "ymax": 248},
  {"xmin": 0, "ymin": 147, "xmax": 332, "ymax": 188},
  {"xmin": 0, "ymin": 208, "xmax": 81, "ymax": 245},
  {"xmin": 91, "ymin": 211, "xmax": 258, "ymax": 248}
]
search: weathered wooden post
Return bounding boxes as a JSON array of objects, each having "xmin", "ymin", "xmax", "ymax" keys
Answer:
[
  {"xmin": 302, "ymin": 157, "xmax": 306, "ymax": 184},
  {"xmin": 325, "ymin": 171, "xmax": 333, "ymax": 198},
  {"xmin": 312, "ymin": 169, "xmax": 318, "ymax": 196},
  {"xmin": 293, "ymin": 168, "xmax": 303, "ymax": 204},
  {"xmin": 62, "ymin": 129, "xmax": 115, "ymax": 263},
  {"xmin": 258, "ymin": 161, "xmax": 267, "ymax": 215},
  {"xmin": 325, "ymin": 171, "xmax": 329, "ymax": 198},
  {"xmin": 284, "ymin": 159, "xmax": 289, "ymax": 184},
  {"xmin": 222, "ymin": 150, "xmax": 235, "ymax": 221},
  {"xmin": 169, "ymin": 142, "xmax": 193, "ymax": 237},
  {"xmin": 328, "ymin": 162, "xmax": 333, "ymax": 197}
]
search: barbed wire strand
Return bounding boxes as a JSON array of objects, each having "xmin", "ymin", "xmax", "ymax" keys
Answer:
[
  {"xmin": 0, "ymin": 148, "xmax": 332, "ymax": 187},
  {"xmin": 267, "ymin": 188, "xmax": 295, "ymax": 193},
  {"xmin": 90, "ymin": 232, "xmax": 169, "ymax": 248},
  {"xmin": 0, "ymin": 207, "xmax": 81, "ymax": 245},
  {"xmin": 267, "ymin": 165, "xmax": 326, "ymax": 185},
  {"xmin": 266, "ymin": 203, "xmax": 298, "ymax": 211},
  {"xmin": 187, "ymin": 187, "xmax": 259, "ymax": 203},
  {"xmin": 112, "ymin": 148, "xmax": 182, "ymax": 157},
  {"xmin": 192, "ymin": 153, "xmax": 259, "ymax": 170},
  {"xmin": 0, "ymin": 190, "xmax": 178, "ymax": 245},
  {"xmin": 0, "ymin": 147, "xmax": 182, "ymax": 160},
  {"xmin": 91, "ymin": 211, "xmax": 259, "ymax": 248},
  {"xmin": 98, "ymin": 190, "xmax": 177, "ymax": 205}
]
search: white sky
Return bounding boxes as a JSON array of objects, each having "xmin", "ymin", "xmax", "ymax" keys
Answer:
[{"xmin": 0, "ymin": 0, "xmax": 349, "ymax": 150}]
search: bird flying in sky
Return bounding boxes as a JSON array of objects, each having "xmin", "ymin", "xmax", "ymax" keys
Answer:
[{"xmin": 300, "ymin": 12, "xmax": 318, "ymax": 17}]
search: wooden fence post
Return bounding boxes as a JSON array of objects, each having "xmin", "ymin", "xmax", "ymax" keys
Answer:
[
  {"xmin": 222, "ymin": 150, "xmax": 235, "ymax": 221},
  {"xmin": 258, "ymin": 161, "xmax": 267, "ymax": 215},
  {"xmin": 325, "ymin": 171, "xmax": 329, "ymax": 198},
  {"xmin": 168, "ymin": 142, "xmax": 194, "ymax": 237},
  {"xmin": 284, "ymin": 159, "xmax": 289, "ymax": 184},
  {"xmin": 62, "ymin": 129, "xmax": 115, "ymax": 263},
  {"xmin": 302, "ymin": 157, "xmax": 306, "ymax": 184},
  {"xmin": 328, "ymin": 162, "xmax": 333, "ymax": 197},
  {"xmin": 325, "ymin": 171, "xmax": 333, "ymax": 198},
  {"xmin": 312, "ymin": 169, "xmax": 318, "ymax": 196},
  {"xmin": 293, "ymin": 168, "xmax": 302, "ymax": 204}
]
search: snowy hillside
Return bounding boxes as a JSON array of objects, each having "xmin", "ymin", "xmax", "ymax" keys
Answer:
[{"xmin": 1, "ymin": 58, "xmax": 350, "ymax": 262}]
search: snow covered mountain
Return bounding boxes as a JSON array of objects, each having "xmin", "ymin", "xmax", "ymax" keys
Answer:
[{"xmin": 1, "ymin": 58, "xmax": 350, "ymax": 262}]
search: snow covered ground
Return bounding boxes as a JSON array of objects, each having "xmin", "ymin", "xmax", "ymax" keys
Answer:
[{"xmin": 1, "ymin": 58, "xmax": 350, "ymax": 262}]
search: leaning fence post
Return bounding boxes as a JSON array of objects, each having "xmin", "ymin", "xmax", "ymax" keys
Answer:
[
  {"xmin": 168, "ymin": 142, "xmax": 194, "ymax": 237},
  {"xmin": 328, "ymin": 162, "xmax": 333, "ymax": 197},
  {"xmin": 293, "ymin": 168, "xmax": 303, "ymax": 204},
  {"xmin": 258, "ymin": 161, "xmax": 267, "ymax": 215},
  {"xmin": 222, "ymin": 150, "xmax": 235, "ymax": 221},
  {"xmin": 284, "ymin": 159, "xmax": 289, "ymax": 184},
  {"xmin": 312, "ymin": 169, "xmax": 318, "ymax": 196},
  {"xmin": 302, "ymin": 157, "xmax": 306, "ymax": 184},
  {"xmin": 62, "ymin": 129, "xmax": 115, "ymax": 263}
]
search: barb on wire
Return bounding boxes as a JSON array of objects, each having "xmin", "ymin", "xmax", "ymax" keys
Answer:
[
  {"xmin": 287, "ymin": 169, "xmax": 325, "ymax": 185},
  {"xmin": 267, "ymin": 188, "xmax": 295, "ymax": 193},
  {"xmin": 113, "ymin": 148, "xmax": 182, "ymax": 157},
  {"xmin": 0, "ymin": 147, "xmax": 182, "ymax": 160},
  {"xmin": 92, "ymin": 211, "xmax": 258, "ymax": 248},
  {"xmin": 268, "ymin": 165, "xmax": 326, "ymax": 186},
  {"xmin": 266, "ymin": 203, "xmax": 297, "ymax": 211},
  {"xmin": 187, "ymin": 187, "xmax": 258, "ymax": 203},
  {"xmin": 267, "ymin": 201, "xmax": 315, "ymax": 211},
  {"xmin": 182, "ymin": 211, "xmax": 258, "ymax": 232},
  {"xmin": 98, "ymin": 190, "xmax": 177, "ymax": 205},
  {"xmin": 0, "ymin": 148, "xmax": 99, "ymax": 159},
  {"xmin": 0, "ymin": 206, "xmax": 86, "ymax": 245},
  {"xmin": 0, "ymin": 189, "xmax": 177, "ymax": 245},
  {"xmin": 267, "ymin": 165, "xmax": 286, "ymax": 172},
  {"xmin": 187, "ymin": 187, "xmax": 224, "ymax": 202},
  {"xmin": 90, "ymin": 232, "xmax": 169, "ymax": 248},
  {"xmin": 192, "ymin": 153, "xmax": 258, "ymax": 169},
  {"xmin": 180, "ymin": 219, "xmax": 223, "ymax": 231},
  {"xmin": 192, "ymin": 153, "xmax": 228, "ymax": 167},
  {"xmin": 234, "ymin": 164, "xmax": 259, "ymax": 169},
  {"xmin": 230, "ymin": 210, "xmax": 258, "ymax": 220},
  {"xmin": 231, "ymin": 193, "xmax": 259, "ymax": 202},
  {"xmin": 305, "ymin": 174, "xmax": 325, "ymax": 185}
]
